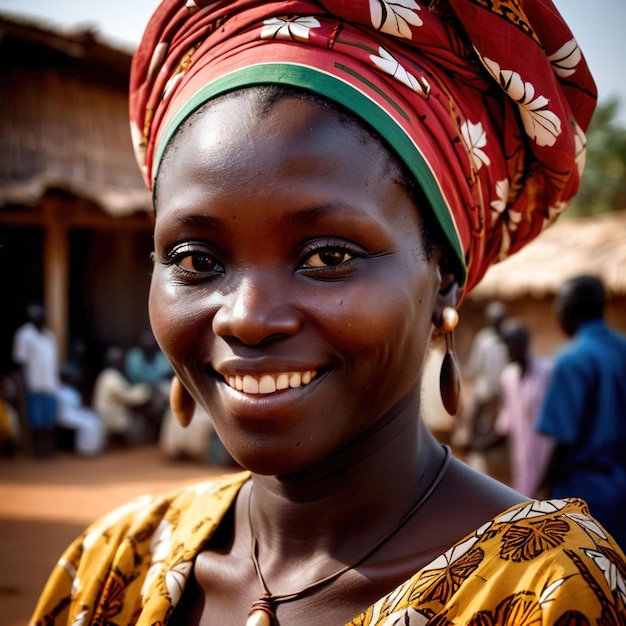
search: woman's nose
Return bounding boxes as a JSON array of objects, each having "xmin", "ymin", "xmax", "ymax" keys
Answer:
[{"xmin": 212, "ymin": 272, "xmax": 302, "ymax": 345}]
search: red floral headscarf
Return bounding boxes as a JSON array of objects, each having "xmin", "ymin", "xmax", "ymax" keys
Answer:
[{"xmin": 129, "ymin": 0, "xmax": 596, "ymax": 292}]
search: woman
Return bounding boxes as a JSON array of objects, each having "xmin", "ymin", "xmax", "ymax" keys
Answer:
[{"xmin": 31, "ymin": 1, "xmax": 626, "ymax": 625}]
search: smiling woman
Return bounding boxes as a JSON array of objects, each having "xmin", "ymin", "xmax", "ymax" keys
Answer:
[
  {"xmin": 152, "ymin": 87, "xmax": 444, "ymax": 478},
  {"xmin": 30, "ymin": 1, "xmax": 626, "ymax": 626}
]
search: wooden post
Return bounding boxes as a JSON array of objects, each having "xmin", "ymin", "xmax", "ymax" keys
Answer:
[{"xmin": 42, "ymin": 197, "xmax": 69, "ymax": 362}]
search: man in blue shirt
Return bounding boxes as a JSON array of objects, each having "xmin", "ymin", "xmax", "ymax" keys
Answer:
[{"xmin": 537, "ymin": 275, "xmax": 626, "ymax": 548}]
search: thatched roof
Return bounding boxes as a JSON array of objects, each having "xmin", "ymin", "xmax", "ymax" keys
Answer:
[
  {"xmin": 0, "ymin": 14, "xmax": 151, "ymax": 216},
  {"xmin": 471, "ymin": 211, "xmax": 626, "ymax": 300}
]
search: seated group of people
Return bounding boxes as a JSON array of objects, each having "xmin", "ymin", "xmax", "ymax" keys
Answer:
[
  {"xmin": 4, "ymin": 324, "xmax": 173, "ymax": 458},
  {"xmin": 4, "ymin": 325, "xmax": 233, "ymax": 464}
]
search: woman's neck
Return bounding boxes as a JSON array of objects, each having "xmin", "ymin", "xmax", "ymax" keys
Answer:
[{"xmin": 245, "ymin": 407, "xmax": 444, "ymax": 563}]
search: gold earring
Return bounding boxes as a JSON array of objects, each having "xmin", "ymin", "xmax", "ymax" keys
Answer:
[
  {"xmin": 170, "ymin": 376, "xmax": 195, "ymax": 427},
  {"xmin": 439, "ymin": 306, "xmax": 461, "ymax": 415}
]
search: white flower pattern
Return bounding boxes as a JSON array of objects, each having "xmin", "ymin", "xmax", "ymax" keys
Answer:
[
  {"xmin": 141, "ymin": 519, "xmax": 173, "ymax": 598},
  {"xmin": 583, "ymin": 548, "xmax": 626, "ymax": 604},
  {"xmin": 491, "ymin": 178, "xmax": 510, "ymax": 216},
  {"xmin": 539, "ymin": 577, "xmax": 567, "ymax": 608},
  {"xmin": 480, "ymin": 55, "xmax": 562, "ymax": 147},
  {"xmin": 165, "ymin": 560, "xmax": 193, "ymax": 605},
  {"xmin": 368, "ymin": 0, "xmax": 423, "ymax": 39},
  {"xmin": 380, "ymin": 606, "xmax": 429, "ymax": 625},
  {"xmin": 370, "ymin": 46, "xmax": 428, "ymax": 97},
  {"xmin": 565, "ymin": 513, "xmax": 608, "ymax": 539},
  {"xmin": 460, "ymin": 119, "xmax": 491, "ymax": 170},
  {"xmin": 548, "ymin": 38, "xmax": 582, "ymax": 78},
  {"xmin": 162, "ymin": 71, "xmax": 185, "ymax": 102},
  {"xmin": 497, "ymin": 499, "xmax": 569, "ymax": 523},
  {"xmin": 572, "ymin": 120, "xmax": 588, "ymax": 177},
  {"xmin": 260, "ymin": 16, "xmax": 321, "ymax": 42}
]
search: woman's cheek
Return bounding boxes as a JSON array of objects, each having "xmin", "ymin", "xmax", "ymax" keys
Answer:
[{"xmin": 148, "ymin": 271, "xmax": 185, "ymax": 362}]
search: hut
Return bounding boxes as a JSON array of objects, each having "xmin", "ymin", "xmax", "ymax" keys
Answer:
[
  {"xmin": 461, "ymin": 210, "xmax": 626, "ymax": 360},
  {"xmin": 0, "ymin": 15, "xmax": 152, "ymax": 383}
]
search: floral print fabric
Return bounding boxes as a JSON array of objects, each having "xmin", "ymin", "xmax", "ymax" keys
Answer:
[
  {"xmin": 129, "ymin": 0, "xmax": 597, "ymax": 292},
  {"xmin": 30, "ymin": 472, "xmax": 626, "ymax": 625}
]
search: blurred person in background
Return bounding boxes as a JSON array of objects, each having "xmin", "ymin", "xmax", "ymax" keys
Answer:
[
  {"xmin": 454, "ymin": 301, "xmax": 509, "ymax": 476},
  {"xmin": 11, "ymin": 302, "xmax": 59, "ymax": 458},
  {"xmin": 125, "ymin": 330, "xmax": 173, "ymax": 440},
  {"xmin": 159, "ymin": 380, "xmax": 215, "ymax": 461},
  {"xmin": 56, "ymin": 365, "xmax": 104, "ymax": 456},
  {"xmin": 125, "ymin": 329, "xmax": 173, "ymax": 386},
  {"xmin": 495, "ymin": 319, "xmax": 553, "ymax": 497},
  {"xmin": 465, "ymin": 301, "xmax": 508, "ymax": 449},
  {"xmin": 92, "ymin": 345, "xmax": 151, "ymax": 446},
  {"xmin": 537, "ymin": 274, "xmax": 626, "ymax": 548}
]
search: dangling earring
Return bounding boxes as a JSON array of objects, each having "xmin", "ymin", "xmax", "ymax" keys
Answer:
[
  {"xmin": 170, "ymin": 376, "xmax": 195, "ymax": 427},
  {"xmin": 439, "ymin": 306, "xmax": 461, "ymax": 415}
]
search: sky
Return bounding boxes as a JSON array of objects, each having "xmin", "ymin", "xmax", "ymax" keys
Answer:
[{"xmin": 0, "ymin": 0, "xmax": 624, "ymax": 124}]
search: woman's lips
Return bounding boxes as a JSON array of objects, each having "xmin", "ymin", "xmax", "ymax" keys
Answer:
[{"xmin": 224, "ymin": 370, "xmax": 319, "ymax": 395}]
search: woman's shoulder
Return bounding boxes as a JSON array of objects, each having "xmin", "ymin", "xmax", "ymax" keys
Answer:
[
  {"xmin": 357, "ymin": 497, "xmax": 626, "ymax": 625},
  {"xmin": 438, "ymin": 457, "xmax": 624, "ymax": 558},
  {"xmin": 84, "ymin": 470, "xmax": 250, "ymax": 539},
  {"xmin": 30, "ymin": 471, "xmax": 250, "ymax": 626}
]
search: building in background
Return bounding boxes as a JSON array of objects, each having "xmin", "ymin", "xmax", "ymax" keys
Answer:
[
  {"xmin": 466, "ymin": 210, "xmax": 626, "ymax": 359},
  {"xmin": 0, "ymin": 15, "xmax": 152, "ymax": 385}
]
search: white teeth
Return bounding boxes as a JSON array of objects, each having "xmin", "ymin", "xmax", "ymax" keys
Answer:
[
  {"xmin": 289, "ymin": 372, "xmax": 302, "ymax": 388},
  {"xmin": 259, "ymin": 375, "xmax": 276, "ymax": 394},
  {"xmin": 276, "ymin": 373, "xmax": 290, "ymax": 390},
  {"xmin": 242, "ymin": 375, "xmax": 259, "ymax": 394},
  {"xmin": 225, "ymin": 370, "xmax": 318, "ymax": 395}
]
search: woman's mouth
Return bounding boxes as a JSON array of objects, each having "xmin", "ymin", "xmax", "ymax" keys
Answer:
[{"xmin": 224, "ymin": 370, "xmax": 319, "ymax": 395}]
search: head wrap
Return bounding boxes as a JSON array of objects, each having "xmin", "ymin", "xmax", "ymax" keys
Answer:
[{"xmin": 129, "ymin": 0, "xmax": 596, "ymax": 292}]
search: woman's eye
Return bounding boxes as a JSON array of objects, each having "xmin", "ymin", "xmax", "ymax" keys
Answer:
[
  {"xmin": 167, "ymin": 243, "xmax": 222, "ymax": 275},
  {"xmin": 304, "ymin": 249, "xmax": 354, "ymax": 268},
  {"xmin": 178, "ymin": 253, "xmax": 217, "ymax": 273}
]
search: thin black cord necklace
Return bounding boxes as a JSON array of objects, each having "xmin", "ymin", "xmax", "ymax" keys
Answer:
[{"xmin": 245, "ymin": 445, "xmax": 452, "ymax": 626}]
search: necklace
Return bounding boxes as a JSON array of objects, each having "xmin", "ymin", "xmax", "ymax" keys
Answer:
[{"xmin": 245, "ymin": 445, "xmax": 452, "ymax": 626}]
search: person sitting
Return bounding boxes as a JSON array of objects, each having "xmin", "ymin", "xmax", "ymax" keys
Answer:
[
  {"xmin": 159, "ymin": 381, "xmax": 215, "ymax": 461},
  {"xmin": 56, "ymin": 366, "xmax": 104, "ymax": 457},
  {"xmin": 125, "ymin": 330, "xmax": 173, "ymax": 441},
  {"xmin": 92, "ymin": 346, "xmax": 151, "ymax": 446}
]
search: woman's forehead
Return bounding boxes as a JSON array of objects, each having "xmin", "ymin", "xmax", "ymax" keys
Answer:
[
  {"xmin": 158, "ymin": 90, "xmax": 401, "ymax": 195},
  {"xmin": 164, "ymin": 88, "xmax": 391, "ymax": 167}
]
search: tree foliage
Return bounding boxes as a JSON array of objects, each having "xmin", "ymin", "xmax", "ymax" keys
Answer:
[{"xmin": 568, "ymin": 98, "xmax": 626, "ymax": 216}]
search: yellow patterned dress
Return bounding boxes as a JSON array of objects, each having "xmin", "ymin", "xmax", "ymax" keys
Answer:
[{"xmin": 30, "ymin": 472, "xmax": 626, "ymax": 625}]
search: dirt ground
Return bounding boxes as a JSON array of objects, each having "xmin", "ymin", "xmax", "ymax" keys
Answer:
[{"xmin": 0, "ymin": 445, "xmax": 239, "ymax": 626}]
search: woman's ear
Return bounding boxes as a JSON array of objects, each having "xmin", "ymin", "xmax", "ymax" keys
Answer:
[{"xmin": 432, "ymin": 260, "xmax": 463, "ymax": 331}]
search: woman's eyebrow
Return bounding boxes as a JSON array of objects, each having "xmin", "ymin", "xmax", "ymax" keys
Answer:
[
  {"xmin": 174, "ymin": 213, "xmax": 224, "ymax": 231},
  {"xmin": 284, "ymin": 202, "xmax": 382, "ymax": 228}
]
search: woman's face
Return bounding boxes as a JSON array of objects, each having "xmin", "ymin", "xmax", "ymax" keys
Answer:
[{"xmin": 151, "ymin": 92, "xmax": 443, "ymax": 475}]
